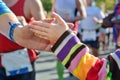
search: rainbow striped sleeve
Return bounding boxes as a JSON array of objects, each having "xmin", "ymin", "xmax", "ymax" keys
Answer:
[
  {"xmin": 0, "ymin": 1, "xmax": 12, "ymax": 16},
  {"xmin": 52, "ymin": 30, "xmax": 108, "ymax": 80}
]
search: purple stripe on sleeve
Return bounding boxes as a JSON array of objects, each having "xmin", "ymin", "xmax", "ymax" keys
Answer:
[
  {"xmin": 115, "ymin": 50, "xmax": 120, "ymax": 59},
  {"xmin": 57, "ymin": 36, "xmax": 80, "ymax": 61}
]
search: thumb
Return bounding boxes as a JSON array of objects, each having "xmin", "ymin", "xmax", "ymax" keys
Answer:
[
  {"xmin": 67, "ymin": 23, "xmax": 74, "ymax": 28},
  {"xmin": 52, "ymin": 12, "xmax": 67, "ymax": 26}
]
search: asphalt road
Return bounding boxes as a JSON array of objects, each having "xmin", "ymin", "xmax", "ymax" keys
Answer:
[{"xmin": 35, "ymin": 51, "xmax": 79, "ymax": 80}]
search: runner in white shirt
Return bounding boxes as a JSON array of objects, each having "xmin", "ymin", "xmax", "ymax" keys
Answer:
[{"xmin": 79, "ymin": 0, "xmax": 105, "ymax": 56}]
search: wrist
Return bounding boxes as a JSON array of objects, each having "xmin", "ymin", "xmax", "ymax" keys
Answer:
[
  {"xmin": 51, "ymin": 29, "xmax": 73, "ymax": 52},
  {"xmin": 8, "ymin": 22, "xmax": 22, "ymax": 42}
]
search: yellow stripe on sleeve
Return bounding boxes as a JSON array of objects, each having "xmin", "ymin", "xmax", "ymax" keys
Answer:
[
  {"xmin": 62, "ymin": 43, "xmax": 82, "ymax": 65},
  {"xmin": 73, "ymin": 53, "xmax": 98, "ymax": 80}
]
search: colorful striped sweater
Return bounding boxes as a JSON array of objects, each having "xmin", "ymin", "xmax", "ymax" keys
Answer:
[{"xmin": 52, "ymin": 30, "xmax": 120, "ymax": 80}]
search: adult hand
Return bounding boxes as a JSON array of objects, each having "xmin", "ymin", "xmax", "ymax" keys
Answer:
[
  {"xmin": 29, "ymin": 12, "xmax": 69, "ymax": 45},
  {"xmin": 13, "ymin": 24, "xmax": 50, "ymax": 51}
]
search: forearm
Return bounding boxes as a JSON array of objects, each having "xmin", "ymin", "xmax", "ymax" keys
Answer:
[
  {"xmin": 74, "ymin": 16, "xmax": 85, "ymax": 21},
  {"xmin": 0, "ymin": 1, "xmax": 21, "ymax": 39},
  {"xmin": 78, "ymin": 8, "xmax": 86, "ymax": 20},
  {"xmin": 76, "ymin": 0, "xmax": 87, "ymax": 20},
  {"xmin": 51, "ymin": 30, "xmax": 108, "ymax": 80},
  {"xmin": 30, "ymin": 0, "xmax": 45, "ymax": 20}
]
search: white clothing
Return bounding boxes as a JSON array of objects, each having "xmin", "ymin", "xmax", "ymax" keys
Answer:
[
  {"xmin": 55, "ymin": 0, "xmax": 76, "ymax": 22},
  {"xmin": 80, "ymin": 6, "xmax": 105, "ymax": 30},
  {"xmin": 79, "ymin": 6, "xmax": 105, "ymax": 41}
]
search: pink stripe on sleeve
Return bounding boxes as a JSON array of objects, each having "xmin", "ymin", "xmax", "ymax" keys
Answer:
[
  {"xmin": 68, "ymin": 47, "xmax": 88, "ymax": 73},
  {"xmin": 98, "ymin": 59, "xmax": 107, "ymax": 80}
]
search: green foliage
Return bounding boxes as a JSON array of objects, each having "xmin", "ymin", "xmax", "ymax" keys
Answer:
[
  {"xmin": 41, "ymin": 0, "xmax": 52, "ymax": 13},
  {"xmin": 96, "ymin": 0, "xmax": 117, "ymax": 12},
  {"xmin": 41, "ymin": 0, "xmax": 117, "ymax": 13},
  {"xmin": 96, "ymin": 0, "xmax": 104, "ymax": 7},
  {"xmin": 105, "ymin": 0, "xmax": 116, "ymax": 11}
]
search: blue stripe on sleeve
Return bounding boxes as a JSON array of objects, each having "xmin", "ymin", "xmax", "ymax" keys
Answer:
[{"xmin": 0, "ymin": 1, "xmax": 11, "ymax": 15}]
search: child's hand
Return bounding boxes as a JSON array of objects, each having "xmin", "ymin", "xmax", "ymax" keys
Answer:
[{"xmin": 29, "ymin": 12, "xmax": 69, "ymax": 45}]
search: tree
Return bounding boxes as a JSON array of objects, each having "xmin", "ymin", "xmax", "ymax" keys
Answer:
[
  {"xmin": 96, "ymin": 0, "xmax": 117, "ymax": 12},
  {"xmin": 41, "ymin": 0, "xmax": 52, "ymax": 13}
]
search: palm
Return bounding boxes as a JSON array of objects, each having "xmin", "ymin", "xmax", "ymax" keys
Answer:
[{"xmin": 14, "ymin": 25, "xmax": 50, "ymax": 50}]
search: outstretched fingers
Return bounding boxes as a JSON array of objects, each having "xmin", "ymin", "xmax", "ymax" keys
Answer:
[
  {"xmin": 67, "ymin": 23, "xmax": 74, "ymax": 28},
  {"xmin": 52, "ymin": 12, "xmax": 67, "ymax": 26},
  {"xmin": 29, "ymin": 12, "xmax": 70, "ymax": 45}
]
